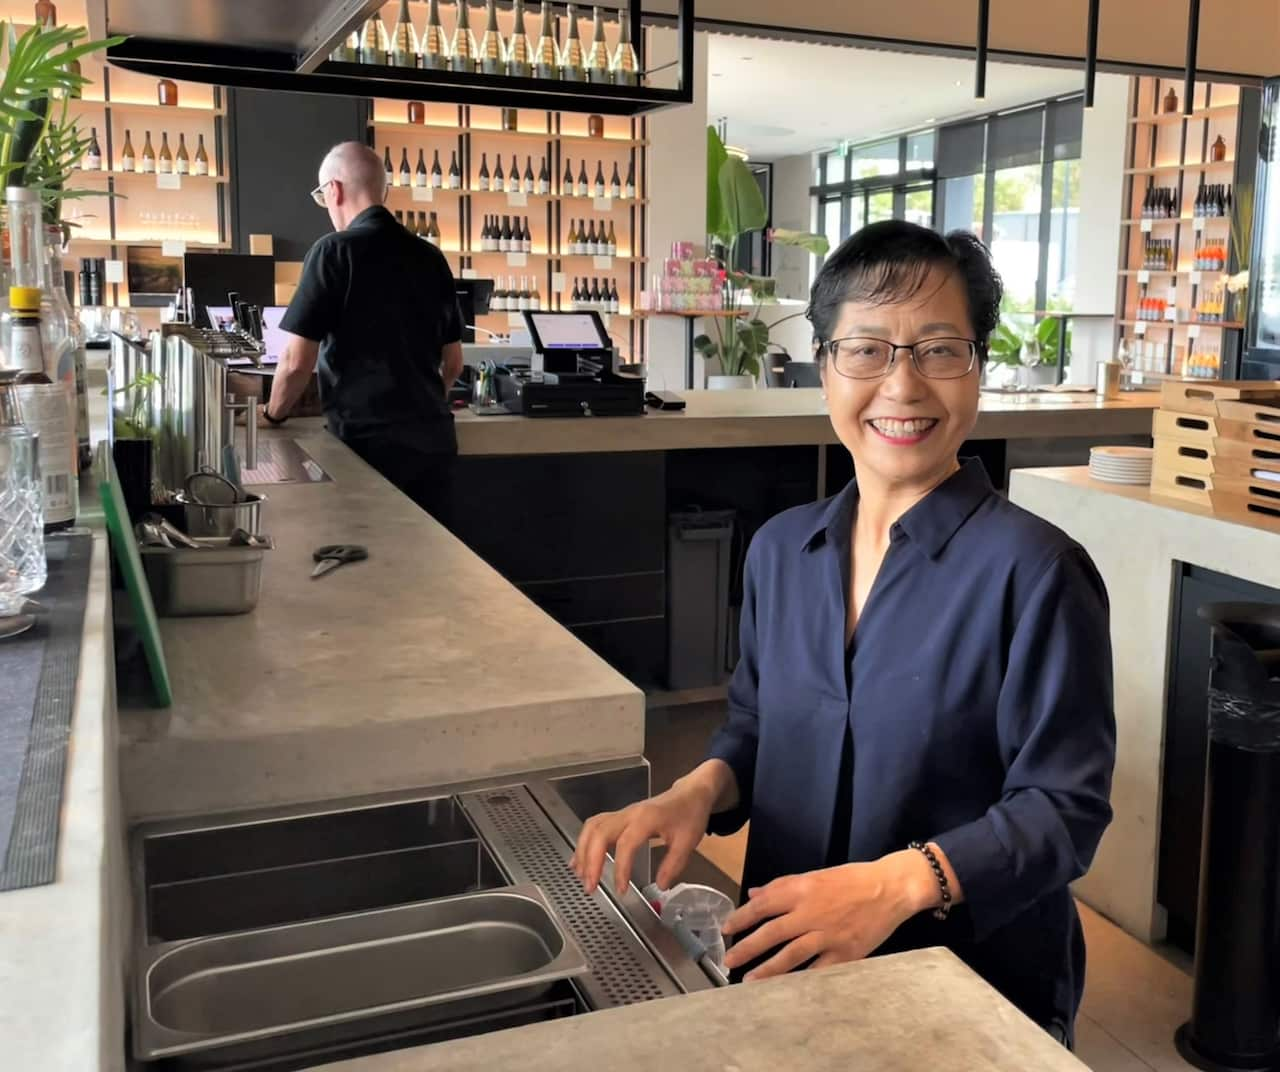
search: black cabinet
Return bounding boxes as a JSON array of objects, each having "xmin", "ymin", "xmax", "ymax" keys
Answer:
[{"xmin": 1159, "ymin": 563, "xmax": 1280, "ymax": 953}]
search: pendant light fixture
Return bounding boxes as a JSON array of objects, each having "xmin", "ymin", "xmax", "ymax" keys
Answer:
[
  {"xmin": 975, "ymin": 0, "xmax": 989, "ymax": 101},
  {"xmin": 1183, "ymin": 0, "xmax": 1200, "ymax": 115},
  {"xmin": 1084, "ymin": 0, "xmax": 1100, "ymax": 109}
]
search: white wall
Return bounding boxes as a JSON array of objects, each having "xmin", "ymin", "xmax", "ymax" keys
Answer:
[
  {"xmin": 1068, "ymin": 72, "xmax": 1130, "ymax": 384},
  {"xmin": 644, "ymin": 30, "xmax": 709, "ymax": 390},
  {"xmin": 759, "ymin": 152, "xmax": 818, "ymax": 370}
]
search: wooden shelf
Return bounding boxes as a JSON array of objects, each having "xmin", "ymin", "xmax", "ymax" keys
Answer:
[
  {"xmin": 1119, "ymin": 268, "xmax": 1228, "ymax": 276},
  {"xmin": 1118, "ymin": 319, "xmax": 1243, "ymax": 329},
  {"xmin": 105, "ymin": 171, "xmax": 228, "ymax": 184},
  {"xmin": 1120, "ymin": 216, "xmax": 1230, "ymax": 226},
  {"xmin": 1129, "ymin": 103, "xmax": 1239, "ymax": 126},
  {"xmin": 102, "ymin": 102, "xmax": 226, "ymax": 117},
  {"xmin": 1126, "ymin": 159, "xmax": 1236, "ymax": 175},
  {"xmin": 372, "ymin": 120, "xmax": 645, "ymax": 149}
]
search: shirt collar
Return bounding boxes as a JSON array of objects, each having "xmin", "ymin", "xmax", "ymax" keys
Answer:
[
  {"xmin": 348, "ymin": 205, "xmax": 393, "ymax": 230},
  {"xmin": 802, "ymin": 458, "xmax": 994, "ymax": 560}
]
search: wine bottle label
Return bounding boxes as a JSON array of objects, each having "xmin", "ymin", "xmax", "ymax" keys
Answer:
[
  {"xmin": 431, "ymin": 175, "xmax": 441, "ymax": 189},
  {"xmin": 479, "ymin": 178, "xmax": 489, "ymax": 191},
  {"xmin": 625, "ymin": 183, "xmax": 635, "ymax": 198},
  {"xmin": 385, "ymin": 170, "xmax": 394, "ymax": 186},
  {"xmin": 538, "ymin": 180, "xmax": 548, "ymax": 195},
  {"xmin": 194, "ymin": 159, "xmax": 208, "ymax": 176},
  {"xmin": 449, "ymin": 176, "xmax": 459, "ymax": 189},
  {"xmin": 482, "ymin": 58, "xmax": 504, "ymax": 76},
  {"xmin": 15, "ymin": 383, "xmax": 76, "ymax": 525},
  {"xmin": 142, "ymin": 159, "xmax": 156, "ymax": 174},
  {"xmin": 536, "ymin": 63, "xmax": 557, "ymax": 79},
  {"xmin": 176, "ymin": 159, "xmax": 189, "ymax": 175},
  {"xmin": 84, "ymin": 152, "xmax": 100, "ymax": 170},
  {"xmin": 594, "ymin": 183, "xmax": 604, "ymax": 197},
  {"xmin": 577, "ymin": 182, "xmax": 588, "ymax": 196}
]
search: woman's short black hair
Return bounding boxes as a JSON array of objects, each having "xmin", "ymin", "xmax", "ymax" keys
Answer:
[{"xmin": 807, "ymin": 220, "xmax": 1003, "ymax": 357}]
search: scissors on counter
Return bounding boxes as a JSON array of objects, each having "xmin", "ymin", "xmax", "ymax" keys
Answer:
[{"xmin": 311, "ymin": 544, "xmax": 369, "ymax": 579}]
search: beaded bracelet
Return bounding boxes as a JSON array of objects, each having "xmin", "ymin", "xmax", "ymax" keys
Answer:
[{"xmin": 910, "ymin": 840, "xmax": 953, "ymax": 921}]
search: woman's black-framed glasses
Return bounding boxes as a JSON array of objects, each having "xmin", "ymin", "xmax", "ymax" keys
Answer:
[{"xmin": 821, "ymin": 337, "xmax": 982, "ymax": 380}]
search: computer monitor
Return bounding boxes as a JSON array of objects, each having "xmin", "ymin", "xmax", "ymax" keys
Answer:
[{"xmin": 206, "ymin": 305, "xmax": 288, "ymax": 365}]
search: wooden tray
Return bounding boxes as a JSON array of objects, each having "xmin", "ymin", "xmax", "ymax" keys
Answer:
[
  {"xmin": 1210, "ymin": 476, "xmax": 1280, "ymax": 528},
  {"xmin": 1160, "ymin": 380, "xmax": 1280, "ymax": 417},
  {"xmin": 1153, "ymin": 408, "xmax": 1218, "ymax": 445},
  {"xmin": 1217, "ymin": 398, "xmax": 1280, "ymax": 427},
  {"xmin": 1151, "ymin": 468, "xmax": 1214, "ymax": 506},
  {"xmin": 1154, "ymin": 437, "xmax": 1215, "ymax": 476},
  {"xmin": 1217, "ymin": 417, "xmax": 1280, "ymax": 448}
]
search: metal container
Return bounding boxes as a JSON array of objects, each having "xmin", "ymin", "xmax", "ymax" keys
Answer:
[
  {"xmin": 177, "ymin": 491, "xmax": 266, "ymax": 537},
  {"xmin": 139, "ymin": 537, "xmax": 270, "ymax": 616},
  {"xmin": 1095, "ymin": 359, "xmax": 1123, "ymax": 399},
  {"xmin": 134, "ymin": 884, "xmax": 588, "ymax": 1062}
]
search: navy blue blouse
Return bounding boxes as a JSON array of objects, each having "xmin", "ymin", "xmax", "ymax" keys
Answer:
[{"xmin": 706, "ymin": 459, "xmax": 1115, "ymax": 1035}]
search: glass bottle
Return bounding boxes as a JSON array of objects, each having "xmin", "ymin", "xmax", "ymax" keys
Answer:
[
  {"xmin": 448, "ymin": 151, "xmax": 461, "ymax": 189},
  {"xmin": 157, "ymin": 78, "xmax": 178, "ymax": 106},
  {"xmin": 431, "ymin": 149, "xmax": 443, "ymax": 189},
  {"xmin": 157, "ymin": 131, "xmax": 173, "ymax": 174},
  {"xmin": 1162, "ymin": 86, "xmax": 1178, "ymax": 113},
  {"xmin": 120, "ymin": 129, "xmax": 136, "ymax": 172},
  {"xmin": 479, "ymin": 0, "xmax": 505, "ymax": 76},
  {"xmin": 421, "ymin": 0, "xmax": 450, "ymax": 70},
  {"xmin": 398, "ymin": 147, "xmax": 411, "ymax": 187},
  {"xmin": 611, "ymin": 6, "xmax": 639, "ymax": 86},
  {"xmin": 0, "ymin": 382, "xmax": 46, "ymax": 611},
  {"xmin": 141, "ymin": 131, "xmax": 156, "ymax": 174},
  {"xmin": 194, "ymin": 133, "xmax": 209, "ymax": 176},
  {"xmin": 609, "ymin": 161, "xmax": 621, "ymax": 198},
  {"xmin": 83, "ymin": 127, "xmax": 102, "ymax": 171},
  {"xmin": 533, "ymin": 1, "xmax": 559, "ymax": 79},
  {"xmin": 586, "ymin": 6, "xmax": 610, "ymax": 83},
  {"xmin": 1210, "ymin": 135, "xmax": 1227, "ymax": 162},
  {"xmin": 558, "ymin": 4, "xmax": 586, "ymax": 82},
  {"xmin": 451, "ymin": 1, "xmax": 477, "ymax": 72},
  {"xmin": 175, "ymin": 133, "xmax": 190, "ymax": 175},
  {"xmin": 33, "ymin": 0, "xmax": 55, "ymax": 27},
  {"xmin": 361, "ymin": 12, "xmax": 391, "ymax": 65},
  {"xmin": 506, "ymin": 0, "xmax": 533, "ymax": 77},
  {"xmin": 383, "ymin": 146, "xmax": 394, "ymax": 188},
  {"xmin": 426, "ymin": 212, "xmax": 441, "ymax": 246},
  {"xmin": 330, "ymin": 28, "xmax": 359, "ymax": 62},
  {"xmin": 391, "ymin": 0, "xmax": 418, "ymax": 67},
  {"xmin": 478, "ymin": 152, "xmax": 490, "ymax": 191}
]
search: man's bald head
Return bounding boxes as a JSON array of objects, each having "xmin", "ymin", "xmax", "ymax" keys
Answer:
[{"xmin": 318, "ymin": 141, "xmax": 385, "ymax": 231}]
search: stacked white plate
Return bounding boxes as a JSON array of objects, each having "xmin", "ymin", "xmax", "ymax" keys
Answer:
[{"xmin": 1089, "ymin": 445, "xmax": 1154, "ymax": 485}]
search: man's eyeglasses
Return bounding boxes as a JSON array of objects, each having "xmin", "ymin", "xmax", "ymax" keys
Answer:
[
  {"xmin": 310, "ymin": 179, "xmax": 333, "ymax": 207},
  {"xmin": 820, "ymin": 337, "xmax": 983, "ymax": 380}
]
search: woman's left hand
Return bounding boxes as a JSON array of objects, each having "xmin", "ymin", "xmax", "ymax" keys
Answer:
[{"xmin": 721, "ymin": 850, "xmax": 937, "ymax": 981}]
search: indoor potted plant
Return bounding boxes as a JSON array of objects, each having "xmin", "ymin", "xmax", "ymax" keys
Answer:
[{"xmin": 695, "ymin": 127, "xmax": 828, "ymax": 388}]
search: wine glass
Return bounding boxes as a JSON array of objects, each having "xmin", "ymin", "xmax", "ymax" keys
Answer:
[{"xmin": 1020, "ymin": 337, "xmax": 1042, "ymax": 391}]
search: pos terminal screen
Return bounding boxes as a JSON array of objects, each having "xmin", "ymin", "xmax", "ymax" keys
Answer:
[{"xmin": 526, "ymin": 311, "xmax": 609, "ymax": 350}]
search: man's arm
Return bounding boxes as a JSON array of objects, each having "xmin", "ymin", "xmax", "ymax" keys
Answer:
[
  {"xmin": 441, "ymin": 340, "xmax": 463, "ymax": 393},
  {"xmin": 264, "ymin": 333, "xmax": 319, "ymax": 421}
]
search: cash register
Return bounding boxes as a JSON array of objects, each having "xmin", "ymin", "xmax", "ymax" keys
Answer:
[{"xmin": 492, "ymin": 310, "xmax": 645, "ymax": 417}]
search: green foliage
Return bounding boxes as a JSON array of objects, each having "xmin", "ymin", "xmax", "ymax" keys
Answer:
[
  {"xmin": 706, "ymin": 125, "xmax": 729, "ymax": 242},
  {"xmin": 110, "ymin": 371, "xmax": 160, "ymax": 438},
  {"xmin": 693, "ymin": 317, "xmax": 770, "ymax": 378}
]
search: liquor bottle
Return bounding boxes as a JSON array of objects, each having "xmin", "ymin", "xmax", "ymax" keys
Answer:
[
  {"xmin": 1211, "ymin": 134, "xmax": 1227, "ymax": 163},
  {"xmin": 383, "ymin": 146, "xmax": 394, "ymax": 188},
  {"xmin": 537, "ymin": 156, "xmax": 550, "ymax": 195},
  {"xmin": 399, "ymin": 147, "xmax": 412, "ymax": 187},
  {"xmin": 563, "ymin": 158, "xmax": 574, "ymax": 195},
  {"xmin": 558, "ymin": 3, "xmax": 586, "ymax": 82},
  {"xmin": 83, "ymin": 126, "xmax": 101, "ymax": 171},
  {"xmin": 448, "ymin": 151, "xmax": 461, "ymax": 189},
  {"xmin": 415, "ymin": 148, "xmax": 428, "ymax": 187},
  {"xmin": 430, "ymin": 149, "xmax": 443, "ymax": 189},
  {"xmin": 391, "ymin": 0, "xmax": 418, "ymax": 67},
  {"xmin": 1163, "ymin": 86, "xmax": 1178, "ymax": 113},
  {"xmin": 422, "ymin": 0, "xmax": 450, "ymax": 69},
  {"xmin": 494, "ymin": 154, "xmax": 505, "ymax": 192},
  {"xmin": 509, "ymin": 154, "xmax": 520, "ymax": 193},
  {"xmin": 606, "ymin": 221, "xmax": 617, "ymax": 256},
  {"xmin": 120, "ymin": 129, "xmax": 136, "ymax": 171},
  {"xmin": 593, "ymin": 160, "xmax": 605, "ymax": 197},
  {"xmin": 361, "ymin": 12, "xmax": 390, "ymax": 64},
  {"xmin": 194, "ymin": 133, "xmax": 209, "ymax": 176},
  {"xmin": 426, "ymin": 212, "xmax": 441, "ymax": 246},
  {"xmin": 577, "ymin": 159, "xmax": 589, "ymax": 196},
  {"xmin": 533, "ymin": 1, "xmax": 559, "ymax": 79},
  {"xmin": 451, "ymin": 0, "xmax": 477, "ymax": 72},
  {"xmin": 175, "ymin": 132, "xmax": 190, "ymax": 175},
  {"xmin": 609, "ymin": 162, "xmax": 621, "ymax": 198},
  {"xmin": 624, "ymin": 156, "xmax": 635, "ymax": 199},
  {"xmin": 522, "ymin": 216, "xmax": 533, "ymax": 253},
  {"xmin": 586, "ymin": 6, "xmax": 610, "ymax": 83},
  {"xmin": 141, "ymin": 130, "xmax": 156, "ymax": 173},
  {"xmin": 506, "ymin": 0, "xmax": 533, "ymax": 77},
  {"xmin": 478, "ymin": 153, "xmax": 491, "ymax": 191},
  {"xmin": 479, "ymin": 0, "xmax": 504, "ymax": 76},
  {"xmin": 611, "ymin": 5, "xmax": 640, "ymax": 86},
  {"xmin": 524, "ymin": 155, "xmax": 535, "ymax": 194}
]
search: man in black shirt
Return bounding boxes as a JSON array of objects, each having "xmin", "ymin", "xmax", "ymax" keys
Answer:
[{"xmin": 268, "ymin": 141, "xmax": 464, "ymax": 524}]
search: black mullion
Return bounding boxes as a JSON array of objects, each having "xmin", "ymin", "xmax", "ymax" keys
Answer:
[{"xmin": 1036, "ymin": 109, "xmax": 1052, "ymax": 315}]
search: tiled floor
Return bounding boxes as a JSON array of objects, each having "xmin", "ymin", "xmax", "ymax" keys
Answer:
[{"xmin": 647, "ymin": 701, "xmax": 1198, "ymax": 1071}]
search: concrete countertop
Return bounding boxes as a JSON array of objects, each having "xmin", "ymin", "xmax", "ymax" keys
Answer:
[
  {"xmin": 323, "ymin": 948, "xmax": 1087, "ymax": 1072},
  {"xmin": 118, "ymin": 428, "xmax": 644, "ymax": 821},
  {"xmin": 1009, "ymin": 466, "xmax": 1280, "ymax": 944},
  {"xmin": 455, "ymin": 387, "xmax": 1158, "ymax": 455}
]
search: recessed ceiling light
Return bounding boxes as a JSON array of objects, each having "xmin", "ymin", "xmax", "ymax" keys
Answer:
[{"xmin": 954, "ymin": 80, "xmax": 963, "ymax": 87}]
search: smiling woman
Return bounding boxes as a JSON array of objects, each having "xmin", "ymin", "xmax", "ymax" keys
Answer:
[{"xmin": 573, "ymin": 219, "xmax": 1117, "ymax": 1052}]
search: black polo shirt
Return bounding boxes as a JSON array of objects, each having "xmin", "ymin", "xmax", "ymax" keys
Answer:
[{"xmin": 280, "ymin": 205, "xmax": 462, "ymax": 455}]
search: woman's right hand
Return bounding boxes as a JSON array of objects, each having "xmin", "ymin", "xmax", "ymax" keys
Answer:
[{"xmin": 570, "ymin": 767, "xmax": 728, "ymax": 897}]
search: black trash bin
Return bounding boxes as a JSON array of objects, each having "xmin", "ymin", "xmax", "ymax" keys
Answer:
[
  {"xmin": 666, "ymin": 509, "xmax": 735, "ymax": 690},
  {"xmin": 1177, "ymin": 602, "xmax": 1280, "ymax": 1072}
]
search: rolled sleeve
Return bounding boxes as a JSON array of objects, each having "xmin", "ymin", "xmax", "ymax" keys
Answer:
[
  {"xmin": 705, "ymin": 544, "xmax": 762, "ymax": 836},
  {"xmin": 933, "ymin": 547, "xmax": 1116, "ymax": 941},
  {"xmin": 280, "ymin": 239, "xmax": 346, "ymax": 343}
]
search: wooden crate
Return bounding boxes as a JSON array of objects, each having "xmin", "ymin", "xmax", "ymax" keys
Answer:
[
  {"xmin": 1151, "ymin": 468, "xmax": 1214, "ymax": 506},
  {"xmin": 1154, "ymin": 437, "xmax": 1215, "ymax": 476},
  {"xmin": 1209, "ymin": 474, "xmax": 1280, "ymax": 528},
  {"xmin": 1160, "ymin": 380, "xmax": 1280, "ymax": 417},
  {"xmin": 1214, "ymin": 435, "xmax": 1280, "ymax": 465},
  {"xmin": 1217, "ymin": 398, "xmax": 1280, "ymax": 427},
  {"xmin": 1153, "ymin": 408, "xmax": 1219, "ymax": 446},
  {"xmin": 1217, "ymin": 418, "xmax": 1280, "ymax": 449}
]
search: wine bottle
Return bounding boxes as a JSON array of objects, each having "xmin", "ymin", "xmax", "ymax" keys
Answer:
[
  {"xmin": 383, "ymin": 146, "xmax": 394, "ymax": 188},
  {"xmin": 624, "ymin": 156, "xmax": 635, "ymax": 198},
  {"xmin": 392, "ymin": 0, "xmax": 418, "ymax": 67},
  {"xmin": 509, "ymin": 154, "xmax": 520, "ymax": 193},
  {"xmin": 606, "ymin": 221, "xmax": 617, "ymax": 256},
  {"xmin": 492, "ymin": 277, "xmax": 506, "ymax": 312},
  {"xmin": 395, "ymin": 209, "xmax": 406, "ymax": 227},
  {"xmin": 534, "ymin": 1, "xmax": 559, "ymax": 79},
  {"xmin": 194, "ymin": 133, "xmax": 209, "ymax": 176},
  {"xmin": 478, "ymin": 152, "xmax": 491, "ymax": 191},
  {"xmin": 426, "ymin": 212, "xmax": 441, "ymax": 246},
  {"xmin": 567, "ymin": 219, "xmax": 579, "ymax": 255},
  {"xmin": 449, "ymin": 151, "xmax": 461, "ymax": 190},
  {"xmin": 570, "ymin": 277, "xmax": 581, "ymax": 310},
  {"xmin": 610, "ymin": 278, "xmax": 620, "ymax": 313},
  {"xmin": 531, "ymin": 277, "xmax": 542, "ymax": 310},
  {"xmin": 451, "ymin": 1, "xmax": 477, "ymax": 72},
  {"xmin": 361, "ymin": 13, "xmax": 390, "ymax": 64},
  {"xmin": 591, "ymin": 277, "xmax": 603, "ymax": 306},
  {"xmin": 1225, "ymin": 185, "xmax": 1233, "ymax": 216},
  {"xmin": 1217, "ymin": 184, "xmax": 1227, "ymax": 217},
  {"xmin": 507, "ymin": 0, "xmax": 533, "ymax": 77},
  {"xmin": 495, "ymin": 154, "xmax": 508, "ymax": 192},
  {"xmin": 515, "ymin": 275, "xmax": 528, "ymax": 311},
  {"xmin": 611, "ymin": 5, "xmax": 640, "ymax": 86},
  {"xmin": 559, "ymin": 3, "xmax": 586, "ymax": 82},
  {"xmin": 422, "ymin": 0, "xmax": 450, "ymax": 69},
  {"xmin": 430, "ymin": 149, "xmax": 443, "ymax": 189},
  {"xmin": 175, "ymin": 132, "xmax": 189, "ymax": 175},
  {"xmin": 83, "ymin": 126, "xmax": 101, "ymax": 171},
  {"xmin": 590, "ymin": 219, "xmax": 602, "ymax": 255},
  {"xmin": 501, "ymin": 215, "xmax": 513, "ymax": 252},
  {"xmin": 141, "ymin": 130, "xmax": 156, "ymax": 173},
  {"xmin": 538, "ymin": 156, "xmax": 550, "ymax": 194},
  {"xmin": 593, "ymin": 160, "xmax": 605, "ymax": 197},
  {"xmin": 577, "ymin": 159, "xmax": 589, "ymax": 196},
  {"xmin": 563, "ymin": 158, "xmax": 574, "ymax": 195},
  {"xmin": 415, "ymin": 148, "xmax": 428, "ymax": 187},
  {"xmin": 609, "ymin": 162, "xmax": 621, "ymax": 199},
  {"xmin": 399, "ymin": 147, "xmax": 412, "ymax": 187},
  {"xmin": 524, "ymin": 155, "xmax": 535, "ymax": 194},
  {"xmin": 586, "ymin": 6, "xmax": 610, "ymax": 83},
  {"xmin": 479, "ymin": 0, "xmax": 504, "ymax": 76},
  {"xmin": 481, "ymin": 215, "xmax": 492, "ymax": 252},
  {"xmin": 119, "ymin": 128, "xmax": 135, "ymax": 172},
  {"xmin": 523, "ymin": 215, "xmax": 533, "ymax": 253}
]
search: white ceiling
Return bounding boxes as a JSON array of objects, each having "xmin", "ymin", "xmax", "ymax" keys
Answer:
[{"xmin": 706, "ymin": 34, "xmax": 1088, "ymax": 161}]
